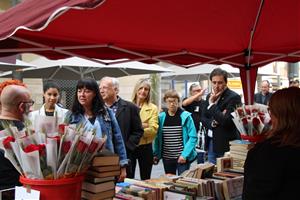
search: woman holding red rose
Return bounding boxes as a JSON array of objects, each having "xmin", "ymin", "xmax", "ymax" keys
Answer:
[{"xmin": 243, "ymin": 87, "xmax": 300, "ymax": 200}]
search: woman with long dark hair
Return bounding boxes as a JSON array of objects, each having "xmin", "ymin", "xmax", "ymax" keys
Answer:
[
  {"xmin": 29, "ymin": 80, "xmax": 69, "ymax": 125},
  {"xmin": 68, "ymin": 78, "xmax": 128, "ymax": 181},
  {"xmin": 243, "ymin": 87, "xmax": 300, "ymax": 199}
]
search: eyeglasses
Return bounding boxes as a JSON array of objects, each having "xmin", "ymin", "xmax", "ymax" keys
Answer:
[
  {"xmin": 166, "ymin": 100, "xmax": 179, "ymax": 105},
  {"xmin": 19, "ymin": 100, "xmax": 35, "ymax": 106}
]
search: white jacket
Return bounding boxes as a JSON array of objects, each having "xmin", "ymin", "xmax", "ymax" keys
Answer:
[{"xmin": 29, "ymin": 104, "xmax": 69, "ymax": 127}]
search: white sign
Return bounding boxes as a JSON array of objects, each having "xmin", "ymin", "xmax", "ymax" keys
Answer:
[{"xmin": 15, "ymin": 186, "xmax": 40, "ymax": 200}]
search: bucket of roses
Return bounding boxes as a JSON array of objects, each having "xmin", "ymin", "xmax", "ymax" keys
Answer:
[{"xmin": 0, "ymin": 115, "xmax": 107, "ymax": 199}]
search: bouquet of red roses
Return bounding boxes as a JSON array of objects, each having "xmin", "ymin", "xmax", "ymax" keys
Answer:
[
  {"xmin": 231, "ymin": 104, "xmax": 272, "ymax": 137},
  {"xmin": 0, "ymin": 116, "xmax": 106, "ymax": 180}
]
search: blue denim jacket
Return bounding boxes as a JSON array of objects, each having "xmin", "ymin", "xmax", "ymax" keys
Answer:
[{"xmin": 69, "ymin": 108, "xmax": 128, "ymax": 167}]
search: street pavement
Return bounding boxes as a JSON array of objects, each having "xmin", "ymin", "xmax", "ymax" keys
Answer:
[{"xmin": 134, "ymin": 159, "xmax": 197, "ymax": 180}]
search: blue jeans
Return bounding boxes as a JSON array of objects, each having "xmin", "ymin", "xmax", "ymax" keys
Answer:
[
  {"xmin": 162, "ymin": 159, "xmax": 191, "ymax": 175},
  {"xmin": 207, "ymin": 137, "xmax": 224, "ymax": 164}
]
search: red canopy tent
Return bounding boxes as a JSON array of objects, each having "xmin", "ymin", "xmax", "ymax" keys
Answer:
[{"xmin": 0, "ymin": 0, "xmax": 300, "ymax": 104}]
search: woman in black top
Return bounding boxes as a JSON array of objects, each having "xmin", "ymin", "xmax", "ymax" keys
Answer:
[{"xmin": 243, "ymin": 87, "xmax": 300, "ymax": 200}]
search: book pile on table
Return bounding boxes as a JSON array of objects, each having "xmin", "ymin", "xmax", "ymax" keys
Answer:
[
  {"xmin": 115, "ymin": 178, "xmax": 172, "ymax": 200},
  {"xmin": 229, "ymin": 140, "xmax": 254, "ymax": 168},
  {"xmin": 111, "ymin": 161, "xmax": 244, "ymax": 200},
  {"xmin": 211, "ymin": 171, "xmax": 244, "ymax": 200},
  {"xmin": 181, "ymin": 163, "xmax": 215, "ymax": 179},
  {"xmin": 168, "ymin": 162, "xmax": 244, "ymax": 200},
  {"xmin": 82, "ymin": 151, "xmax": 120, "ymax": 200}
]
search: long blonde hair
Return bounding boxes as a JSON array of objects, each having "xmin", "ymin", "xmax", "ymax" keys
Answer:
[
  {"xmin": 132, "ymin": 79, "xmax": 151, "ymax": 104},
  {"xmin": 268, "ymin": 87, "xmax": 300, "ymax": 147}
]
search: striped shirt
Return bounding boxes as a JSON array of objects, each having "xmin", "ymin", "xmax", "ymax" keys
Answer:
[{"xmin": 162, "ymin": 110, "xmax": 183, "ymax": 159}]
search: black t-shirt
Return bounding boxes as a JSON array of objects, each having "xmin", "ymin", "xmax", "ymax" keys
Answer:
[
  {"xmin": 45, "ymin": 111, "xmax": 54, "ymax": 116},
  {"xmin": 182, "ymin": 99, "xmax": 205, "ymax": 132},
  {"xmin": 0, "ymin": 119, "xmax": 24, "ymax": 190}
]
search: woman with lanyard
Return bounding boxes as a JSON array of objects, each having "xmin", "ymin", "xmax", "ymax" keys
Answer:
[{"xmin": 68, "ymin": 78, "xmax": 128, "ymax": 182}]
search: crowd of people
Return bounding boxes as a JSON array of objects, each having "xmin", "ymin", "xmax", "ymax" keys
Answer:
[{"xmin": 0, "ymin": 68, "xmax": 299, "ymax": 199}]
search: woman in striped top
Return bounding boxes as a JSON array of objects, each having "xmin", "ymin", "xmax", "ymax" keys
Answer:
[{"xmin": 153, "ymin": 90, "xmax": 197, "ymax": 175}]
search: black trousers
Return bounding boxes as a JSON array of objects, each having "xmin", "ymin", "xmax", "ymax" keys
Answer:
[
  {"xmin": 162, "ymin": 158, "xmax": 191, "ymax": 175},
  {"xmin": 129, "ymin": 143, "xmax": 153, "ymax": 180}
]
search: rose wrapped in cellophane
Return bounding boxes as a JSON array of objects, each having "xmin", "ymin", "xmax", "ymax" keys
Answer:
[
  {"xmin": 76, "ymin": 135, "xmax": 107, "ymax": 174},
  {"xmin": 0, "ymin": 125, "xmax": 24, "ymax": 175},
  {"xmin": 231, "ymin": 104, "xmax": 272, "ymax": 137},
  {"xmin": 64, "ymin": 127, "xmax": 98, "ymax": 177}
]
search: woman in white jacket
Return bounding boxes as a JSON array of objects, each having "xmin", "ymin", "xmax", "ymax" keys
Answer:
[{"xmin": 29, "ymin": 80, "xmax": 69, "ymax": 126}]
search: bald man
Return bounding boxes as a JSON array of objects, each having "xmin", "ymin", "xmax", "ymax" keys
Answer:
[{"xmin": 0, "ymin": 85, "xmax": 34, "ymax": 193}]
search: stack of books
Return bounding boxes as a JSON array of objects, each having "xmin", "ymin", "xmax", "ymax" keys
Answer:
[
  {"xmin": 216, "ymin": 157, "xmax": 233, "ymax": 172},
  {"xmin": 211, "ymin": 171, "xmax": 244, "ymax": 200},
  {"xmin": 115, "ymin": 182, "xmax": 155, "ymax": 200},
  {"xmin": 169, "ymin": 177, "xmax": 218, "ymax": 200},
  {"xmin": 81, "ymin": 151, "xmax": 120, "ymax": 200},
  {"xmin": 176, "ymin": 161, "xmax": 244, "ymax": 199},
  {"xmin": 181, "ymin": 163, "xmax": 215, "ymax": 179},
  {"xmin": 229, "ymin": 140, "xmax": 254, "ymax": 168},
  {"xmin": 115, "ymin": 178, "xmax": 171, "ymax": 200}
]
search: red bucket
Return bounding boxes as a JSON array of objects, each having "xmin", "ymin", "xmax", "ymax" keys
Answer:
[{"xmin": 19, "ymin": 175, "xmax": 84, "ymax": 200}]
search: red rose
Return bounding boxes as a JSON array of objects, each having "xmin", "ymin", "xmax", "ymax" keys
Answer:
[
  {"xmin": 62, "ymin": 141, "xmax": 71, "ymax": 154},
  {"xmin": 237, "ymin": 108, "xmax": 244, "ymax": 116},
  {"xmin": 258, "ymin": 111, "xmax": 264, "ymax": 115},
  {"xmin": 88, "ymin": 141, "xmax": 98, "ymax": 153},
  {"xmin": 24, "ymin": 144, "xmax": 40, "ymax": 153},
  {"xmin": 252, "ymin": 109, "xmax": 258, "ymax": 113},
  {"xmin": 258, "ymin": 115, "xmax": 264, "ymax": 122},
  {"xmin": 58, "ymin": 124, "xmax": 67, "ymax": 134},
  {"xmin": 77, "ymin": 140, "xmax": 88, "ymax": 153},
  {"xmin": 38, "ymin": 144, "xmax": 46, "ymax": 156},
  {"xmin": 242, "ymin": 118, "xmax": 248, "ymax": 125},
  {"xmin": 252, "ymin": 117, "xmax": 260, "ymax": 127},
  {"xmin": 3, "ymin": 136, "xmax": 15, "ymax": 149},
  {"xmin": 245, "ymin": 108, "xmax": 251, "ymax": 115}
]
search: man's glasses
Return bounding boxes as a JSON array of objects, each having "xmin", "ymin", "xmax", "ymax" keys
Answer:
[{"xmin": 19, "ymin": 100, "xmax": 35, "ymax": 106}]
